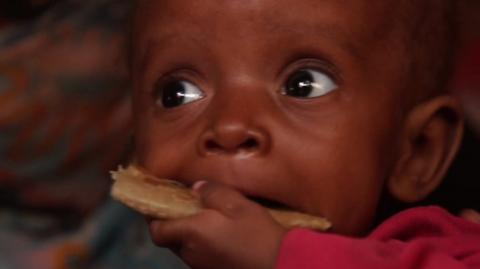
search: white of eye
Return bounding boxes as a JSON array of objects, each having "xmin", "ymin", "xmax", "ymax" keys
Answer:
[{"xmin": 177, "ymin": 81, "xmax": 204, "ymax": 104}]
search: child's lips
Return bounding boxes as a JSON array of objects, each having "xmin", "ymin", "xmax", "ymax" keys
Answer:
[
  {"xmin": 176, "ymin": 177, "xmax": 294, "ymax": 211},
  {"xmin": 177, "ymin": 177, "xmax": 292, "ymax": 210},
  {"xmin": 168, "ymin": 161, "xmax": 303, "ymax": 211}
]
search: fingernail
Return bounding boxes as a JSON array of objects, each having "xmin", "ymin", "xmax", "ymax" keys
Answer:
[{"xmin": 192, "ymin": 180, "xmax": 208, "ymax": 193}]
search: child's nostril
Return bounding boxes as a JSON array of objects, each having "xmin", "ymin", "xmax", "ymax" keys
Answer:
[
  {"xmin": 204, "ymin": 138, "xmax": 260, "ymax": 154},
  {"xmin": 240, "ymin": 138, "xmax": 259, "ymax": 151},
  {"xmin": 205, "ymin": 140, "xmax": 222, "ymax": 152},
  {"xmin": 205, "ymin": 138, "xmax": 259, "ymax": 153}
]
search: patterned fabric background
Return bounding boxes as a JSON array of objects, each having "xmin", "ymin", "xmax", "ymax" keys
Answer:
[
  {"xmin": 0, "ymin": 0, "xmax": 132, "ymax": 209},
  {"xmin": 0, "ymin": 1, "xmax": 188, "ymax": 268}
]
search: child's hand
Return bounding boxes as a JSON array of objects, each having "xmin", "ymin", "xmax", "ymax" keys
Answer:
[
  {"xmin": 148, "ymin": 181, "xmax": 288, "ymax": 269},
  {"xmin": 460, "ymin": 209, "xmax": 480, "ymax": 224}
]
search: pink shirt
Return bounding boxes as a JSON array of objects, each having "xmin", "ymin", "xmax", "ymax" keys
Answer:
[{"xmin": 276, "ymin": 207, "xmax": 480, "ymax": 269}]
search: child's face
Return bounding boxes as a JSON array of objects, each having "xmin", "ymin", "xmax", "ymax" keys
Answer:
[{"xmin": 132, "ymin": 0, "xmax": 413, "ymax": 235}]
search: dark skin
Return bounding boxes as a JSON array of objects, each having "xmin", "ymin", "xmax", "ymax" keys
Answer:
[{"xmin": 131, "ymin": 0, "xmax": 464, "ymax": 268}]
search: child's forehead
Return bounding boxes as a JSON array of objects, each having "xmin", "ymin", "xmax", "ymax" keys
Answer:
[
  {"xmin": 134, "ymin": 0, "xmax": 411, "ymax": 57},
  {"xmin": 136, "ymin": 0, "xmax": 406, "ymax": 33}
]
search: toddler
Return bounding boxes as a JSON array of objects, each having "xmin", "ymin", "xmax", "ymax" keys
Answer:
[{"xmin": 129, "ymin": 0, "xmax": 480, "ymax": 268}]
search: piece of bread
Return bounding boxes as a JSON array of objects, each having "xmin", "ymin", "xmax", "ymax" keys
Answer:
[{"xmin": 110, "ymin": 165, "xmax": 331, "ymax": 231}]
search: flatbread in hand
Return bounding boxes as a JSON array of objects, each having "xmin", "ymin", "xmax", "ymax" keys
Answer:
[{"xmin": 111, "ymin": 165, "xmax": 331, "ymax": 231}]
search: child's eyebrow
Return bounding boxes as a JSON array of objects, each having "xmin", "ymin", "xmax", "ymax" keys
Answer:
[
  {"xmin": 265, "ymin": 22, "xmax": 366, "ymax": 62},
  {"xmin": 146, "ymin": 33, "xmax": 209, "ymax": 54},
  {"xmin": 136, "ymin": 33, "xmax": 210, "ymax": 73},
  {"xmin": 136, "ymin": 20, "xmax": 376, "ymax": 72}
]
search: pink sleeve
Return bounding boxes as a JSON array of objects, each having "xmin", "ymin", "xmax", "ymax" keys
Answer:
[{"xmin": 275, "ymin": 207, "xmax": 480, "ymax": 269}]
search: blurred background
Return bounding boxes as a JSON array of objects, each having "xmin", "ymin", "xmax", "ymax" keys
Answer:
[
  {"xmin": 456, "ymin": 0, "xmax": 480, "ymax": 134},
  {"xmin": 434, "ymin": 0, "xmax": 480, "ymax": 213},
  {"xmin": 0, "ymin": 0, "xmax": 478, "ymax": 268},
  {"xmin": 0, "ymin": 0, "xmax": 188, "ymax": 268}
]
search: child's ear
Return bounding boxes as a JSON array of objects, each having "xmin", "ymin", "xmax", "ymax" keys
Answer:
[{"xmin": 387, "ymin": 95, "xmax": 464, "ymax": 203}]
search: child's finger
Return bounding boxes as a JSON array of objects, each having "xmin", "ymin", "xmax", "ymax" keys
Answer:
[
  {"xmin": 148, "ymin": 209, "xmax": 224, "ymax": 246},
  {"xmin": 148, "ymin": 210, "xmax": 226, "ymax": 263},
  {"xmin": 149, "ymin": 219, "xmax": 184, "ymax": 249},
  {"xmin": 460, "ymin": 209, "xmax": 480, "ymax": 224},
  {"xmin": 149, "ymin": 216, "xmax": 209, "ymax": 251},
  {"xmin": 193, "ymin": 181, "xmax": 259, "ymax": 218}
]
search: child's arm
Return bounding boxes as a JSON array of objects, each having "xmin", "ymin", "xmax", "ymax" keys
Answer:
[
  {"xmin": 276, "ymin": 207, "xmax": 480, "ymax": 269},
  {"xmin": 149, "ymin": 183, "xmax": 480, "ymax": 269}
]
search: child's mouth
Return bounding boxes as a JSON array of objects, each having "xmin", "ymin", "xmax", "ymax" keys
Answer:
[{"xmin": 247, "ymin": 196, "xmax": 291, "ymax": 210}]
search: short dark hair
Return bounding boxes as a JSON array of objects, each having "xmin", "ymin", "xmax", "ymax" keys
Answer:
[{"xmin": 400, "ymin": 0, "xmax": 458, "ymax": 102}]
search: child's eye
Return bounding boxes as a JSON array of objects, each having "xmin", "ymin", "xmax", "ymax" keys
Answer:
[
  {"xmin": 154, "ymin": 80, "xmax": 205, "ymax": 108},
  {"xmin": 282, "ymin": 69, "xmax": 338, "ymax": 99}
]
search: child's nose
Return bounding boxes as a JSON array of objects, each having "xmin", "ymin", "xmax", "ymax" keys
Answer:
[{"xmin": 198, "ymin": 123, "xmax": 270, "ymax": 157}]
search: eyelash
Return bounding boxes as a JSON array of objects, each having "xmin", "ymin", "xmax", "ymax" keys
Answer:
[
  {"xmin": 150, "ymin": 70, "xmax": 198, "ymax": 93},
  {"xmin": 283, "ymin": 58, "xmax": 341, "ymax": 86}
]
